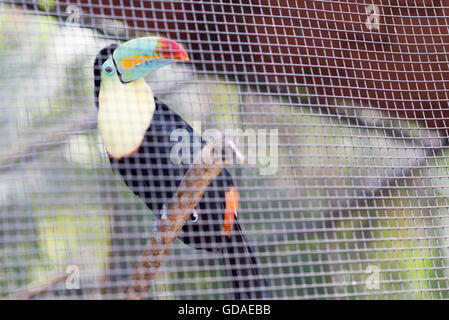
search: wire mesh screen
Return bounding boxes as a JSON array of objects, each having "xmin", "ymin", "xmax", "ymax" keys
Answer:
[{"xmin": 2, "ymin": 0, "xmax": 449, "ymax": 300}]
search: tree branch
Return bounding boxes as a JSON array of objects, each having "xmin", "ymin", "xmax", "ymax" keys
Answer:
[{"xmin": 8, "ymin": 270, "xmax": 68, "ymax": 300}]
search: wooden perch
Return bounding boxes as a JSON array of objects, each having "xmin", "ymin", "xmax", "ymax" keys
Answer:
[{"xmin": 123, "ymin": 135, "xmax": 245, "ymax": 300}]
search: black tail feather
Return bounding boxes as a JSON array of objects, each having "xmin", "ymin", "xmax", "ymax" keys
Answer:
[{"xmin": 223, "ymin": 222, "xmax": 270, "ymax": 299}]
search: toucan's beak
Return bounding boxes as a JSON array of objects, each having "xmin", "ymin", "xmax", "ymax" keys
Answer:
[{"xmin": 112, "ymin": 37, "xmax": 190, "ymax": 83}]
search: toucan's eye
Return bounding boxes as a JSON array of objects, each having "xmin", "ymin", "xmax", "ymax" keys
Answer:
[{"xmin": 105, "ymin": 66, "xmax": 113, "ymax": 73}]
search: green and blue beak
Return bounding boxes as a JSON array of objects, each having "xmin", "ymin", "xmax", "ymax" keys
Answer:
[{"xmin": 104, "ymin": 37, "xmax": 190, "ymax": 83}]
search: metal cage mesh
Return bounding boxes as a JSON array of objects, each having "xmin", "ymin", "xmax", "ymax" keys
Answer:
[{"xmin": 2, "ymin": 0, "xmax": 449, "ymax": 299}]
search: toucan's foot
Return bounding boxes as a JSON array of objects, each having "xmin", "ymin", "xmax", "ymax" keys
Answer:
[
  {"xmin": 152, "ymin": 205, "xmax": 199, "ymax": 244},
  {"xmin": 152, "ymin": 204, "xmax": 168, "ymax": 244},
  {"xmin": 191, "ymin": 208, "xmax": 198, "ymax": 222}
]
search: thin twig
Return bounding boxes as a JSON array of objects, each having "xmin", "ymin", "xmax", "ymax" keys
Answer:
[
  {"xmin": 8, "ymin": 271, "xmax": 68, "ymax": 300},
  {"xmin": 123, "ymin": 136, "xmax": 245, "ymax": 300}
]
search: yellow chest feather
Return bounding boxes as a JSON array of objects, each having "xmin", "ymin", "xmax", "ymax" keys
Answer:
[{"xmin": 98, "ymin": 78, "xmax": 155, "ymax": 160}]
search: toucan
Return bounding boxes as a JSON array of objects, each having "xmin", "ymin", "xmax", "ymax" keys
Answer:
[{"xmin": 93, "ymin": 37, "xmax": 269, "ymax": 299}]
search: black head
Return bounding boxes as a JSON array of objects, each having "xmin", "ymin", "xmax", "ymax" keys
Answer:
[{"xmin": 93, "ymin": 44, "xmax": 118, "ymax": 108}]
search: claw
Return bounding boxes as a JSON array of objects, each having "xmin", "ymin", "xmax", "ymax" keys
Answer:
[
  {"xmin": 191, "ymin": 208, "xmax": 198, "ymax": 222},
  {"xmin": 151, "ymin": 219, "xmax": 163, "ymax": 244},
  {"xmin": 161, "ymin": 204, "xmax": 168, "ymax": 221},
  {"xmin": 152, "ymin": 204, "xmax": 168, "ymax": 244}
]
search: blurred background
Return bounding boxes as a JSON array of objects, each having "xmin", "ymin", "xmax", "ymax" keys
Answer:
[{"xmin": 2, "ymin": 0, "xmax": 449, "ymax": 299}]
